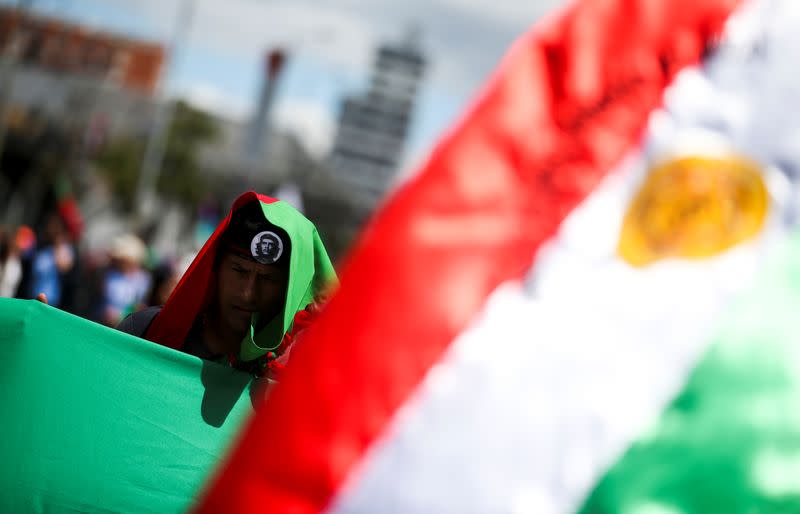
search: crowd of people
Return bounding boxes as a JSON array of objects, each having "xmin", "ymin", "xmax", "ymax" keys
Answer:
[{"xmin": 0, "ymin": 210, "xmax": 191, "ymax": 328}]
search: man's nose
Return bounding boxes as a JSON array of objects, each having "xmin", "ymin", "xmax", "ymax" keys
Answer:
[{"xmin": 240, "ymin": 274, "xmax": 258, "ymax": 303}]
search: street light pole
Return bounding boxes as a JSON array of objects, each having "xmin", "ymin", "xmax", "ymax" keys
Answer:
[{"xmin": 134, "ymin": 0, "xmax": 196, "ymax": 221}]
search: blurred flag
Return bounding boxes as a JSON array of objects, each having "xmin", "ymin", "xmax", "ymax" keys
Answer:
[
  {"xmin": 0, "ymin": 299, "xmax": 252, "ymax": 512},
  {"xmin": 195, "ymin": 0, "xmax": 800, "ymax": 513},
  {"xmin": 54, "ymin": 174, "xmax": 84, "ymax": 242}
]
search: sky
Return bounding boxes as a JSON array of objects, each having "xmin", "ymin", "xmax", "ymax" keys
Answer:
[{"xmin": 4, "ymin": 0, "xmax": 567, "ymax": 172}]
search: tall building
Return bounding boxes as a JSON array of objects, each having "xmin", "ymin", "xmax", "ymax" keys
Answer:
[{"xmin": 327, "ymin": 31, "xmax": 426, "ymax": 205}]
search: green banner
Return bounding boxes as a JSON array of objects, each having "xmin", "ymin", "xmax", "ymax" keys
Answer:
[{"xmin": 0, "ymin": 299, "xmax": 253, "ymax": 513}]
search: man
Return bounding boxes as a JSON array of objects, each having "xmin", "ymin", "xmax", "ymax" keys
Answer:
[{"xmin": 118, "ymin": 192, "xmax": 336, "ymax": 380}]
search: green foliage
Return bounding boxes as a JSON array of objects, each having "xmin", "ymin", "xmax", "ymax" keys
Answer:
[
  {"xmin": 94, "ymin": 138, "xmax": 144, "ymax": 210},
  {"xmin": 95, "ymin": 100, "xmax": 220, "ymax": 210}
]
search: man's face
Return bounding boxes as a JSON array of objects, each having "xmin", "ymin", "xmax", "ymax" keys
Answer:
[{"xmin": 216, "ymin": 252, "xmax": 288, "ymax": 336}]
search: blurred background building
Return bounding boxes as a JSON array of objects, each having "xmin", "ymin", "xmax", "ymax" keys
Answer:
[
  {"xmin": 0, "ymin": 5, "xmax": 163, "ymax": 93},
  {"xmin": 327, "ymin": 30, "xmax": 427, "ymax": 211},
  {"xmin": 0, "ymin": 5, "xmax": 162, "ymax": 141}
]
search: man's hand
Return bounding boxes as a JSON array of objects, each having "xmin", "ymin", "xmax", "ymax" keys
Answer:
[
  {"xmin": 249, "ymin": 376, "xmax": 278, "ymax": 409},
  {"xmin": 36, "ymin": 293, "xmax": 48, "ymax": 305}
]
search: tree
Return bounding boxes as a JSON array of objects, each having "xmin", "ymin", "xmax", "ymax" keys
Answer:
[{"xmin": 95, "ymin": 100, "xmax": 220, "ymax": 211}]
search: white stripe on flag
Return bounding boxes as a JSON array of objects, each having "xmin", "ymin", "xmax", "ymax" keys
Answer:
[{"xmin": 327, "ymin": 1, "xmax": 800, "ymax": 512}]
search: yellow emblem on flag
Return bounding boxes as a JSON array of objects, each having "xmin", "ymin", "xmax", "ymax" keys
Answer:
[{"xmin": 618, "ymin": 155, "xmax": 769, "ymax": 267}]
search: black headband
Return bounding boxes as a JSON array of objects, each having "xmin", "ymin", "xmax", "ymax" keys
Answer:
[{"xmin": 220, "ymin": 201, "xmax": 291, "ymax": 267}]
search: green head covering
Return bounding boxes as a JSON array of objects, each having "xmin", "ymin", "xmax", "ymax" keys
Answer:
[{"xmin": 238, "ymin": 199, "xmax": 337, "ymax": 361}]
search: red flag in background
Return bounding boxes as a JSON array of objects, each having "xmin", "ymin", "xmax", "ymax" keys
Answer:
[{"xmin": 55, "ymin": 174, "xmax": 84, "ymax": 242}]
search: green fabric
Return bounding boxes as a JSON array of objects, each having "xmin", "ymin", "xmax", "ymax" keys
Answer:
[
  {"xmin": 239, "ymin": 200, "xmax": 337, "ymax": 362},
  {"xmin": 578, "ymin": 231, "xmax": 800, "ymax": 514},
  {"xmin": 0, "ymin": 299, "xmax": 253, "ymax": 513}
]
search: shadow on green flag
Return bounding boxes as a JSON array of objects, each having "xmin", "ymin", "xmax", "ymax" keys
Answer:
[
  {"xmin": 0, "ymin": 299, "xmax": 253, "ymax": 513},
  {"xmin": 200, "ymin": 361, "xmax": 251, "ymax": 428}
]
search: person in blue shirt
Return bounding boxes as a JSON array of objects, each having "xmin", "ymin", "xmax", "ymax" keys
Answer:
[
  {"xmin": 23, "ymin": 213, "xmax": 74, "ymax": 308},
  {"xmin": 98, "ymin": 234, "xmax": 151, "ymax": 327}
]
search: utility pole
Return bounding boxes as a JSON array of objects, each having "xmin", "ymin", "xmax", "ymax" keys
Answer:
[{"xmin": 134, "ymin": 0, "xmax": 196, "ymax": 221}]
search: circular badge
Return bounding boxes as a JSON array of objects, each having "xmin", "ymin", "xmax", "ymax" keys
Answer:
[
  {"xmin": 250, "ymin": 231, "xmax": 283, "ymax": 264},
  {"xmin": 618, "ymin": 155, "xmax": 769, "ymax": 267}
]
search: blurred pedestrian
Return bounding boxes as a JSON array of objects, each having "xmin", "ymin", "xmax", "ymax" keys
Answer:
[
  {"xmin": 0, "ymin": 226, "xmax": 33, "ymax": 297},
  {"xmin": 97, "ymin": 234, "xmax": 151, "ymax": 327},
  {"xmin": 145, "ymin": 253, "xmax": 193, "ymax": 308},
  {"xmin": 20, "ymin": 212, "xmax": 75, "ymax": 308}
]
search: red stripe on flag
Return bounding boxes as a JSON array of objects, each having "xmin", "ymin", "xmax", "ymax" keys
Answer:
[{"xmin": 194, "ymin": 1, "xmax": 738, "ymax": 512}]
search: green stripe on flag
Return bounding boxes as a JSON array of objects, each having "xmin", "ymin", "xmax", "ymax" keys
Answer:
[
  {"xmin": 0, "ymin": 299, "xmax": 253, "ymax": 513},
  {"xmin": 579, "ymin": 233, "xmax": 800, "ymax": 514}
]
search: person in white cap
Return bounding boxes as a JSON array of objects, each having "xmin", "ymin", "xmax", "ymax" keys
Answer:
[{"xmin": 97, "ymin": 234, "xmax": 151, "ymax": 327}]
